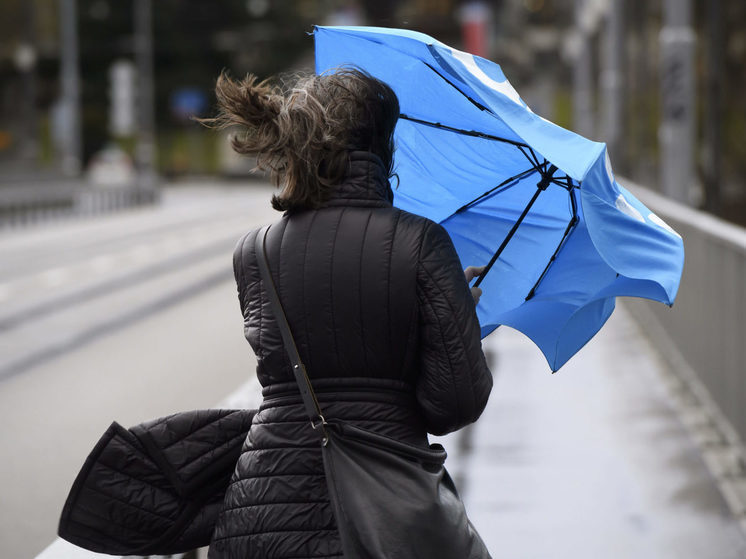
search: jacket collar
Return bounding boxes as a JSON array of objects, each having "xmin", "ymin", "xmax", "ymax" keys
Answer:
[{"xmin": 323, "ymin": 151, "xmax": 394, "ymax": 208}]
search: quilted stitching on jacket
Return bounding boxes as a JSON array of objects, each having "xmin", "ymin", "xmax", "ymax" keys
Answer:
[{"xmin": 209, "ymin": 152, "xmax": 492, "ymax": 558}]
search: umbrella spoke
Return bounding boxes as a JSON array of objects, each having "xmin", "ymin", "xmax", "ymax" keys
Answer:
[
  {"xmin": 517, "ymin": 145, "xmax": 538, "ymax": 169},
  {"xmin": 398, "ymin": 114, "xmax": 554, "ymax": 187},
  {"xmin": 525, "ymin": 187, "xmax": 580, "ymax": 300},
  {"xmin": 398, "ymin": 114, "xmax": 530, "ymax": 149},
  {"xmin": 525, "ymin": 146, "xmax": 544, "ymax": 170},
  {"xmin": 422, "ymin": 62, "xmax": 490, "ymax": 112},
  {"xmin": 550, "ymin": 176, "xmax": 576, "ymax": 191},
  {"xmin": 518, "ymin": 149, "xmax": 576, "ymax": 190},
  {"xmin": 473, "ymin": 164, "xmax": 558, "ymax": 288},
  {"xmin": 315, "ymin": 25, "xmax": 684, "ymax": 370},
  {"xmin": 454, "ymin": 167, "xmax": 540, "ymax": 214}
]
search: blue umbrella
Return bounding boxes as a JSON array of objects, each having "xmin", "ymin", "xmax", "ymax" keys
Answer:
[{"xmin": 314, "ymin": 26, "xmax": 685, "ymax": 371}]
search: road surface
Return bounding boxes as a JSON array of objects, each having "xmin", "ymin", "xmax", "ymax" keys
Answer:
[
  {"xmin": 0, "ymin": 182, "xmax": 274, "ymax": 558},
  {"xmin": 1, "ymin": 181, "xmax": 744, "ymax": 558}
]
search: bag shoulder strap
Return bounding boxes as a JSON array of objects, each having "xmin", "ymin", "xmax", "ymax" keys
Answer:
[{"xmin": 254, "ymin": 225, "xmax": 326, "ymax": 428}]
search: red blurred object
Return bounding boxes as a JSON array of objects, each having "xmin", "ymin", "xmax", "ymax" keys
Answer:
[{"xmin": 459, "ymin": 1, "xmax": 490, "ymax": 57}]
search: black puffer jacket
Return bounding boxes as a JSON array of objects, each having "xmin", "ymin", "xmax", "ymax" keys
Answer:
[{"xmin": 208, "ymin": 151, "xmax": 493, "ymax": 558}]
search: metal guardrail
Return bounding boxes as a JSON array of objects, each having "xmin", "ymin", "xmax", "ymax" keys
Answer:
[
  {"xmin": 0, "ymin": 183, "xmax": 158, "ymax": 229},
  {"xmin": 622, "ymin": 180, "xmax": 746, "ymax": 453}
]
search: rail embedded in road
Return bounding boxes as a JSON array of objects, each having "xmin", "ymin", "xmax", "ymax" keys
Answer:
[{"xmin": 0, "ymin": 185, "xmax": 276, "ymax": 381}]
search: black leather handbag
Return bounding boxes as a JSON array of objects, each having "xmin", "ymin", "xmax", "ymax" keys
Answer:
[{"xmin": 256, "ymin": 225, "xmax": 491, "ymax": 559}]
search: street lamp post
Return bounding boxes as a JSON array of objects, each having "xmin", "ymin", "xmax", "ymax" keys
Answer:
[
  {"xmin": 659, "ymin": 0, "xmax": 696, "ymax": 204},
  {"xmin": 704, "ymin": 0, "xmax": 722, "ymax": 214},
  {"xmin": 134, "ymin": 0, "xmax": 158, "ymax": 202},
  {"xmin": 17, "ymin": 1, "xmax": 39, "ymax": 163},
  {"xmin": 572, "ymin": 0, "xmax": 594, "ymax": 139},
  {"xmin": 59, "ymin": 0, "xmax": 82, "ymax": 176},
  {"xmin": 601, "ymin": 0, "xmax": 623, "ymax": 168}
]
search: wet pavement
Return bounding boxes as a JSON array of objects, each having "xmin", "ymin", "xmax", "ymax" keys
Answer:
[
  {"xmin": 19, "ymin": 183, "xmax": 746, "ymax": 558},
  {"xmin": 451, "ymin": 303, "xmax": 746, "ymax": 558},
  {"xmin": 203, "ymin": 302, "xmax": 746, "ymax": 558}
]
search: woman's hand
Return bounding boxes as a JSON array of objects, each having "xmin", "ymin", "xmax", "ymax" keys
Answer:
[{"xmin": 464, "ymin": 266, "xmax": 486, "ymax": 305}]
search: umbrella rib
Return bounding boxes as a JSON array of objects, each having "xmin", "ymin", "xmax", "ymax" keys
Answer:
[
  {"xmin": 415, "ymin": 62, "xmax": 556, "ymax": 181},
  {"xmin": 550, "ymin": 177, "xmax": 575, "ymax": 190},
  {"xmin": 473, "ymin": 164, "xmax": 558, "ymax": 288},
  {"xmin": 525, "ymin": 188, "xmax": 580, "ymax": 301},
  {"xmin": 422, "ymin": 62, "xmax": 490, "ymax": 112},
  {"xmin": 525, "ymin": 147, "xmax": 544, "ymax": 170},
  {"xmin": 454, "ymin": 167, "xmax": 540, "ymax": 214},
  {"xmin": 398, "ymin": 114, "xmax": 530, "ymax": 149},
  {"xmin": 520, "ymin": 150, "xmax": 574, "ymax": 190},
  {"xmin": 516, "ymin": 145, "xmax": 535, "ymax": 169},
  {"xmin": 412, "ymin": 63, "xmax": 562, "ymax": 187},
  {"xmin": 400, "ymin": 110, "xmax": 577, "ymax": 291}
]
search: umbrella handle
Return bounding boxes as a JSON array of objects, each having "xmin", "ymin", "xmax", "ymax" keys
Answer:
[{"xmin": 472, "ymin": 269, "xmax": 489, "ymax": 289}]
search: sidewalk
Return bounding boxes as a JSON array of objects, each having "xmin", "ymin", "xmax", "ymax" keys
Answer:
[
  {"xmin": 221, "ymin": 302, "xmax": 746, "ymax": 558},
  {"xmin": 455, "ymin": 303, "xmax": 746, "ymax": 558},
  {"xmin": 37, "ymin": 303, "xmax": 746, "ymax": 559}
]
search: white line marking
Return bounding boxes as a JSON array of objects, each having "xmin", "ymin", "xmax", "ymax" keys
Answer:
[
  {"xmin": 0, "ymin": 283, "xmax": 10, "ymax": 303},
  {"xmin": 161, "ymin": 236, "xmax": 182, "ymax": 253},
  {"xmin": 39, "ymin": 267, "xmax": 70, "ymax": 287},
  {"xmin": 89, "ymin": 254, "xmax": 116, "ymax": 273},
  {"xmin": 129, "ymin": 245, "xmax": 155, "ymax": 262}
]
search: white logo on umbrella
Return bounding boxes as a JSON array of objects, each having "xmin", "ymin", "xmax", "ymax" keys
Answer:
[
  {"xmin": 605, "ymin": 151, "xmax": 615, "ymax": 183},
  {"xmin": 449, "ymin": 48, "xmax": 526, "ymax": 108},
  {"xmin": 648, "ymin": 213, "xmax": 682, "ymax": 237},
  {"xmin": 615, "ymin": 193, "xmax": 683, "ymax": 238},
  {"xmin": 615, "ymin": 194, "xmax": 645, "ymax": 222}
]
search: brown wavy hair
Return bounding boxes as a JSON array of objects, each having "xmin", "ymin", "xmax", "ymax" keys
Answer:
[{"xmin": 203, "ymin": 68, "xmax": 399, "ymax": 212}]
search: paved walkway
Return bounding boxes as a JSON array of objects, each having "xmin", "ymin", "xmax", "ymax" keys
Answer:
[
  {"xmin": 25, "ymin": 183, "xmax": 744, "ymax": 558},
  {"xmin": 220, "ymin": 302, "xmax": 746, "ymax": 558},
  {"xmin": 451, "ymin": 303, "xmax": 746, "ymax": 558},
  {"xmin": 38, "ymin": 301, "xmax": 746, "ymax": 559}
]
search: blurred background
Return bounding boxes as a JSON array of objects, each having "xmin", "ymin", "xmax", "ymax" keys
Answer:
[
  {"xmin": 1, "ymin": 0, "xmax": 745, "ymax": 222},
  {"xmin": 2, "ymin": 1, "xmax": 746, "ymax": 558}
]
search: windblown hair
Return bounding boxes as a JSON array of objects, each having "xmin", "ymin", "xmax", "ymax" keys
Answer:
[{"xmin": 203, "ymin": 68, "xmax": 399, "ymax": 212}]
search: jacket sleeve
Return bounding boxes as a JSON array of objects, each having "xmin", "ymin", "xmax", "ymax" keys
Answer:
[
  {"xmin": 57, "ymin": 409, "xmax": 256, "ymax": 556},
  {"xmin": 415, "ymin": 221, "xmax": 493, "ymax": 436}
]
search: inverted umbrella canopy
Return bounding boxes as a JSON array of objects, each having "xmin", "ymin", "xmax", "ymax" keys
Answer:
[{"xmin": 314, "ymin": 26, "xmax": 685, "ymax": 371}]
